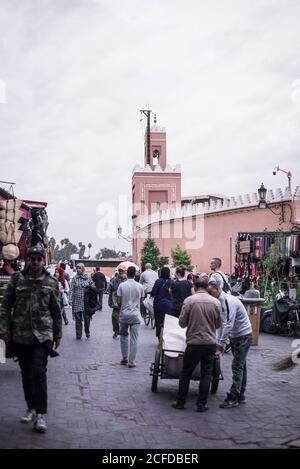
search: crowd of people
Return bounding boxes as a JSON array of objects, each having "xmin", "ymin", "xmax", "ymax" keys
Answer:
[{"xmin": 0, "ymin": 251, "xmax": 252, "ymax": 433}]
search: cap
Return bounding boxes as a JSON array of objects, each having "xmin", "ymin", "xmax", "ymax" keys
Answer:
[{"xmin": 27, "ymin": 245, "xmax": 46, "ymax": 258}]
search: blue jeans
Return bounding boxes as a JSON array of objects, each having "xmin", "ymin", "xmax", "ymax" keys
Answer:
[
  {"xmin": 119, "ymin": 322, "xmax": 140, "ymax": 362},
  {"xmin": 230, "ymin": 333, "xmax": 252, "ymax": 399}
]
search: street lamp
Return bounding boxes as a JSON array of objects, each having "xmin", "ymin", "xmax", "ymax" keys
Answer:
[
  {"xmin": 117, "ymin": 224, "xmax": 149, "ymax": 242},
  {"xmin": 258, "ymin": 183, "xmax": 267, "ymax": 209},
  {"xmin": 117, "ymin": 225, "xmax": 132, "ymax": 242},
  {"xmin": 257, "ymin": 182, "xmax": 287, "ymax": 223},
  {"xmin": 273, "ymin": 166, "xmax": 292, "ymax": 192}
]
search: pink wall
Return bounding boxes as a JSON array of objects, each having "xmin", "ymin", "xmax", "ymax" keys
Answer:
[{"xmin": 134, "ymin": 201, "xmax": 295, "ymax": 273}]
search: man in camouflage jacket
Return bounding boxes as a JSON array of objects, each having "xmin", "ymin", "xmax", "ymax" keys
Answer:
[
  {"xmin": 0, "ymin": 245, "xmax": 62, "ymax": 433},
  {"xmin": 108, "ymin": 268, "xmax": 127, "ymax": 338}
]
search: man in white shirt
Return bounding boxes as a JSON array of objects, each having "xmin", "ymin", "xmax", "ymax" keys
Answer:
[
  {"xmin": 139, "ymin": 263, "xmax": 158, "ymax": 294},
  {"xmin": 209, "ymin": 257, "xmax": 231, "ymax": 293},
  {"xmin": 117, "ymin": 266, "xmax": 144, "ymax": 368}
]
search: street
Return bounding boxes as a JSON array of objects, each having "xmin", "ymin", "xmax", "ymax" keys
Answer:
[{"xmin": 0, "ymin": 296, "xmax": 299, "ymax": 449}]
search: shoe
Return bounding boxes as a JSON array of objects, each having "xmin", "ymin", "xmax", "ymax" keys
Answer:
[
  {"xmin": 238, "ymin": 395, "xmax": 246, "ymax": 404},
  {"xmin": 64, "ymin": 320, "xmax": 69, "ymax": 325},
  {"xmin": 128, "ymin": 361, "xmax": 136, "ymax": 368},
  {"xmin": 171, "ymin": 401, "xmax": 185, "ymax": 410},
  {"xmin": 76, "ymin": 337, "xmax": 81, "ymax": 340},
  {"xmin": 220, "ymin": 393, "xmax": 239, "ymax": 409},
  {"xmin": 112, "ymin": 332, "xmax": 118, "ymax": 339},
  {"xmin": 34, "ymin": 414, "xmax": 47, "ymax": 433},
  {"xmin": 86, "ymin": 333, "xmax": 90, "ymax": 339},
  {"xmin": 20, "ymin": 409, "xmax": 36, "ymax": 423},
  {"xmin": 120, "ymin": 357, "xmax": 128, "ymax": 365},
  {"xmin": 196, "ymin": 404, "xmax": 209, "ymax": 412}
]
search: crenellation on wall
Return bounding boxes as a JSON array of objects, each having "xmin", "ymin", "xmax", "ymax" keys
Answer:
[
  {"xmin": 137, "ymin": 186, "xmax": 293, "ymax": 229},
  {"xmin": 237, "ymin": 195, "xmax": 243, "ymax": 206},
  {"xmin": 284, "ymin": 187, "xmax": 292, "ymax": 198},
  {"xmin": 133, "ymin": 164, "xmax": 182, "ymax": 174}
]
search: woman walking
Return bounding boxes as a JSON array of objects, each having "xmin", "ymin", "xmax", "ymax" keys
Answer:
[
  {"xmin": 151, "ymin": 267, "xmax": 172, "ymax": 340},
  {"xmin": 69, "ymin": 263, "xmax": 94, "ymax": 339},
  {"xmin": 169, "ymin": 266, "xmax": 194, "ymax": 318},
  {"xmin": 54, "ymin": 268, "xmax": 69, "ymax": 325}
]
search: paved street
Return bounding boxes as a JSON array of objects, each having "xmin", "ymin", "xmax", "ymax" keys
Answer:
[{"xmin": 0, "ymin": 296, "xmax": 299, "ymax": 449}]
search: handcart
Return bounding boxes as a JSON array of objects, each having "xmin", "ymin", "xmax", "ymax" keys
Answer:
[{"xmin": 150, "ymin": 314, "xmax": 223, "ymax": 393}]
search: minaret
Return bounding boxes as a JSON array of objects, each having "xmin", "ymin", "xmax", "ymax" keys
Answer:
[{"xmin": 132, "ymin": 110, "xmax": 181, "ymax": 264}]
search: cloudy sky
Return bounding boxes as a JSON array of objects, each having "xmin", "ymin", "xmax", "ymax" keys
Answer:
[{"xmin": 1, "ymin": 0, "xmax": 300, "ymax": 256}]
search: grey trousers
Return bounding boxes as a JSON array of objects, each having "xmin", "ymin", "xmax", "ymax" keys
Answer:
[
  {"xmin": 75, "ymin": 311, "xmax": 90, "ymax": 339},
  {"xmin": 119, "ymin": 322, "xmax": 140, "ymax": 362}
]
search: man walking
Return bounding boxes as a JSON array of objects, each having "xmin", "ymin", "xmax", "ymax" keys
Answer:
[
  {"xmin": 0, "ymin": 245, "xmax": 62, "ymax": 433},
  {"xmin": 208, "ymin": 278, "xmax": 252, "ymax": 408},
  {"xmin": 172, "ymin": 278, "xmax": 222, "ymax": 412},
  {"xmin": 108, "ymin": 268, "xmax": 127, "ymax": 338},
  {"xmin": 117, "ymin": 266, "xmax": 144, "ymax": 368},
  {"xmin": 92, "ymin": 267, "xmax": 107, "ymax": 311},
  {"xmin": 209, "ymin": 257, "xmax": 231, "ymax": 293}
]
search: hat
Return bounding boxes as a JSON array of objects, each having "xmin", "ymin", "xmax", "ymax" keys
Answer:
[{"xmin": 27, "ymin": 245, "xmax": 46, "ymax": 258}]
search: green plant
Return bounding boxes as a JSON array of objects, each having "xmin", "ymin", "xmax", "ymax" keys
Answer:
[
  {"xmin": 140, "ymin": 238, "xmax": 161, "ymax": 270},
  {"xmin": 171, "ymin": 245, "xmax": 193, "ymax": 271},
  {"xmin": 258, "ymin": 241, "xmax": 286, "ymax": 297}
]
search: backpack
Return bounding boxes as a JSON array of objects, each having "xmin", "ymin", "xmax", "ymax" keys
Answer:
[{"xmin": 210, "ymin": 272, "xmax": 231, "ymax": 293}]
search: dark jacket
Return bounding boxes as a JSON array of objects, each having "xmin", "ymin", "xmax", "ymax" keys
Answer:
[
  {"xmin": 92, "ymin": 271, "xmax": 107, "ymax": 290},
  {"xmin": 0, "ymin": 270, "xmax": 62, "ymax": 344},
  {"xmin": 84, "ymin": 285, "xmax": 99, "ymax": 317},
  {"xmin": 151, "ymin": 278, "xmax": 172, "ymax": 315}
]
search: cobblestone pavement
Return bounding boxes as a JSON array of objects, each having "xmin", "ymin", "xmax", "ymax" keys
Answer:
[{"xmin": 0, "ymin": 296, "xmax": 299, "ymax": 449}]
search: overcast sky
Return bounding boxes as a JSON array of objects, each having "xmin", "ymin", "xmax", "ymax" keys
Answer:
[{"xmin": 1, "ymin": 0, "xmax": 300, "ymax": 256}]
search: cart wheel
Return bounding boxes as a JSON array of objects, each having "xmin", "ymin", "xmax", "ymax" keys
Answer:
[{"xmin": 151, "ymin": 349, "xmax": 161, "ymax": 393}]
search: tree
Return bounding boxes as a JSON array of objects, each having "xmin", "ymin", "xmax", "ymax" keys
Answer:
[
  {"xmin": 158, "ymin": 256, "xmax": 169, "ymax": 268},
  {"xmin": 259, "ymin": 241, "xmax": 286, "ymax": 297},
  {"xmin": 53, "ymin": 244, "xmax": 60, "ymax": 262},
  {"xmin": 140, "ymin": 238, "xmax": 161, "ymax": 270},
  {"xmin": 171, "ymin": 244, "xmax": 193, "ymax": 271},
  {"xmin": 49, "ymin": 237, "xmax": 56, "ymax": 257},
  {"xmin": 78, "ymin": 242, "xmax": 86, "ymax": 259},
  {"xmin": 88, "ymin": 243, "xmax": 92, "ymax": 258},
  {"xmin": 95, "ymin": 248, "xmax": 126, "ymax": 259}
]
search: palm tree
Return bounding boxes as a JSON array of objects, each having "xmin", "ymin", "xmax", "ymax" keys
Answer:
[{"xmin": 88, "ymin": 243, "xmax": 92, "ymax": 258}]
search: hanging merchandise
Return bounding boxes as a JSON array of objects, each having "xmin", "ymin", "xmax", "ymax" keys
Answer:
[
  {"xmin": 0, "ymin": 185, "xmax": 25, "ymax": 261},
  {"xmin": 2, "ymin": 243, "xmax": 20, "ymax": 260},
  {"xmin": 0, "ymin": 188, "xmax": 24, "ymax": 246}
]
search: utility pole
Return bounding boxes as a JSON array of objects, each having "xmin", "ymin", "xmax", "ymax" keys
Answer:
[{"xmin": 140, "ymin": 107, "xmax": 152, "ymax": 165}]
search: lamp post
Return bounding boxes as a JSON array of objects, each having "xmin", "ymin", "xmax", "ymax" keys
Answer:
[
  {"xmin": 257, "ymin": 182, "xmax": 286, "ymax": 223},
  {"xmin": 117, "ymin": 224, "xmax": 149, "ymax": 242},
  {"xmin": 258, "ymin": 183, "xmax": 267, "ymax": 209},
  {"xmin": 273, "ymin": 166, "xmax": 292, "ymax": 192}
]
